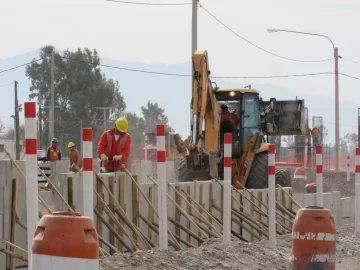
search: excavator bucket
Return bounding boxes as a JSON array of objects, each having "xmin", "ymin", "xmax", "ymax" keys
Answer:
[{"xmin": 263, "ymin": 99, "xmax": 306, "ymax": 136}]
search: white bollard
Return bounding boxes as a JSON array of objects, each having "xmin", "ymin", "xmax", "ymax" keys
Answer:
[
  {"xmin": 268, "ymin": 144, "xmax": 276, "ymax": 247},
  {"xmin": 144, "ymin": 132, "xmax": 148, "ymax": 161},
  {"xmin": 355, "ymin": 148, "xmax": 360, "ymax": 236},
  {"xmin": 24, "ymin": 101, "xmax": 39, "ymax": 268},
  {"xmin": 157, "ymin": 124, "xmax": 168, "ymax": 250},
  {"xmin": 316, "ymin": 146, "xmax": 323, "ymax": 207},
  {"xmin": 223, "ymin": 133, "xmax": 232, "ymax": 245},
  {"xmin": 82, "ymin": 128, "xmax": 94, "ymax": 221},
  {"xmin": 346, "ymin": 155, "xmax": 350, "ymax": 182},
  {"xmin": 304, "ymin": 135, "xmax": 308, "ymax": 168}
]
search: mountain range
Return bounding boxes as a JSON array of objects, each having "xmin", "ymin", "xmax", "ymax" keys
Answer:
[{"xmin": 0, "ymin": 49, "xmax": 359, "ymax": 143}]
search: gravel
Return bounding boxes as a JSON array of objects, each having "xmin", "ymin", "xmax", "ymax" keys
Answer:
[{"xmin": 100, "ymin": 224, "xmax": 360, "ymax": 270}]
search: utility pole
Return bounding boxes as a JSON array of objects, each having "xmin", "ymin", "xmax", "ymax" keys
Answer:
[
  {"xmin": 15, "ymin": 81, "xmax": 20, "ymax": 160},
  {"xmin": 191, "ymin": 0, "xmax": 198, "ymax": 138},
  {"xmin": 191, "ymin": 0, "xmax": 198, "ymax": 55},
  {"xmin": 334, "ymin": 47, "xmax": 340, "ymax": 170},
  {"xmin": 49, "ymin": 50, "xmax": 55, "ymax": 144},
  {"xmin": 96, "ymin": 107, "xmax": 116, "ymax": 131}
]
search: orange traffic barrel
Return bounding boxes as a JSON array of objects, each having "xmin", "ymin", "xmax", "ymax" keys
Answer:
[
  {"xmin": 292, "ymin": 206, "xmax": 336, "ymax": 269},
  {"xmin": 31, "ymin": 211, "xmax": 99, "ymax": 269},
  {"xmin": 294, "ymin": 166, "xmax": 307, "ymax": 180}
]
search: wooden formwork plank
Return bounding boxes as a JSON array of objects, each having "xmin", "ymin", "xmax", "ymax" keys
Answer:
[
  {"xmin": 257, "ymin": 192, "xmax": 263, "ymax": 238},
  {"xmin": 209, "ymin": 182, "xmax": 214, "ymax": 231},
  {"xmin": 67, "ymin": 176, "xmax": 74, "ymax": 211},
  {"xmin": 132, "ymin": 175, "xmax": 139, "ymax": 242},
  {"xmin": 199, "ymin": 184, "xmax": 204, "ymax": 239},
  {"xmin": 96, "ymin": 176, "xmax": 104, "ymax": 249},
  {"xmin": 250, "ymin": 192, "xmax": 255, "ymax": 242},
  {"xmin": 118, "ymin": 174, "xmax": 126, "ymax": 252},
  {"xmin": 175, "ymin": 185, "xmax": 181, "ymax": 237},
  {"xmin": 148, "ymin": 186, "xmax": 154, "ymax": 241},
  {"xmin": 108, "ymin": 175, "xmax": 115, "ymax": 254},
  {"xmin": 10, "ymin": 178, "xmax": 17, "ymax": 270},
  {"xmin": 186, "ymin": 186, "xmax": 192, "ymax": 243}
]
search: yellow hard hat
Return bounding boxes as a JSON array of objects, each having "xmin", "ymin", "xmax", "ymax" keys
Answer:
[
  {"xmin": 313, "ymin": 125, "xmax": 317, "ymax": 129},
  {"xmin": 115, "ymin": 117, "xmax": 128, "ymax": 132},
  {"xmin": 68, "ymin": 142, "xmax": 75, "ymax": 148}
]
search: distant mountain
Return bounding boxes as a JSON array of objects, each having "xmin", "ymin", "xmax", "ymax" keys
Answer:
[{"xmin": 0, "ymin": 49, "xmax": 359, "ymax": 143}]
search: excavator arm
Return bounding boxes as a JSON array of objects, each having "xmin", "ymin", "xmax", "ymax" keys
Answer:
[{"xmin": 177, "ymin": 50, "xmax": 220, "ymax": 180}]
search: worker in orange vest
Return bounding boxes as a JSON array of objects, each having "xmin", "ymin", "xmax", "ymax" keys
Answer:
[
  {"xmin": 311, "ymin": 125, "xmax": 320, "ymax": 146},
  {"xmin": 47, "ymin": 137, "xmax": 61, "ymax": 162},
  {"xmin": 68, "ymin": 142, "xmax": 82, "ymax": 172},
  {"xmin": 305, "ymin": 183, "xmax": 317, "ymax": 193},
  {"xmin": 97, "ymin": 117, "xmax": 131, "ymax": 172}
]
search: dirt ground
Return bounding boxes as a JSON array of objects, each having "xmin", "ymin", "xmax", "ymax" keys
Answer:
[
  {"xmin": 289, "ymin": 168, "xmax": 355, "ymax": 197},
  {"xmin": 99, "ymin": 223, "xmax": 360, "ymax": 270}
]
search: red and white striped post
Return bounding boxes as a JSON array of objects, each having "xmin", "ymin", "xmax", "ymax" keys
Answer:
[
  {"xmin": 304, "ymin": 135, "xmax": 309, "ymax": 168},
  {"xmin": 355, "ymin": 148, "xmax": 360, "ymax": 236},
  {"xmin": 82, "ymin": 128, "xmax": 94, "ymax": 221},
  {"xmin": 157, "ymin": 124, "xmax": 168, "ymax": 250},
  {"xmin": 24, "ymin": 101, "xmax": 39, "ymax": 266},
  {"xmin": 316, "ymin": 146, "xmax": 323, "ymax": 207},
  {"xmin": 144, "ymin": 132, "xmax": 148, "ymax": 161},
  {"xmin": 268, "ymin": 144, "xmax": 276, "ymax": 247},
  {"xmin": 223, "ymin": 133, "xmax": 232, "ymax": 245},
  {"xmin": 346, "ymin": 155, "xmax": 350, "ymax": 182}
]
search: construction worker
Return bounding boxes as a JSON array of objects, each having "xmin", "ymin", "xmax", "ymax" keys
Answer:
[
  {"xmin": 68, "ymin": 142, "xmax": 82, "ymax": 172},
  {"xmin": 305, "ymin": 183, "xmax": 317, "ymax": 194},
  {"xmin": 97, "ymin": 117, "xmax": 131, "ymax": 172},
  {"xmin": 311, "ymin": 125, "xmax": 319, "ymax": 146},
  {"xmin": 220, "ymin": 104, "xmax": 240, "ymax": 128},
  {"xmin": 47, "ymin": 137, "xmax": 61, "ymax": 162}
]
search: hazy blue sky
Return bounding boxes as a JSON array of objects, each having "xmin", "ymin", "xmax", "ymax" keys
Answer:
[{"xmin": 1, "ymin": 0, "xmax": 360, "ymax": 141}]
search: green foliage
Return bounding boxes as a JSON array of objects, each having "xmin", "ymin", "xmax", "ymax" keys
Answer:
[
  {"xmin": 25, "ymin": 45, "xmax": 126, "ymax": 152},
  {"xmin": 122, "ymin": 101, "xmax": 173, "ymax": 144}
]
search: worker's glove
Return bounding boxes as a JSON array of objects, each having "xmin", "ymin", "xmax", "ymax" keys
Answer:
[
  {"xmin": 113, "ymin": 155, "xmax": 122, "ymax": 161},
  {"xmin": 100, "ymin": 154, "xmax": 109, "ymax": 161}
]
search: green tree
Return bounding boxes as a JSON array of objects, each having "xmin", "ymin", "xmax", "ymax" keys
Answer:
[
  {"xmin": 0, "ymin": 125, "xmax": 25, "ymax": 140},
  {"xmin": 25, "ymin": 45, "xmax": 126, "ymax": 155},
  {"xmin": 344, "ymin": 132, "xmax": 358, "ymax": 154},
  {"xmin": 125, "ymin": 112, "xmax": 146, "ymax": 144},
  {"xmin": 141, "ymin": 101, "xmax": 173, "ymax": 133}
]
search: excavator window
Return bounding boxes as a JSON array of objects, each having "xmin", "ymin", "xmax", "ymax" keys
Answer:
[{"xmin": 241, "ymin": 93, "xmax": 260, "ymax": 151}]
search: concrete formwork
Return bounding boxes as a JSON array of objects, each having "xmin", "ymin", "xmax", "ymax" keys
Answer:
[{"xmin": 0, "ymin": 158, "xmax": 357, "ymax": 269}]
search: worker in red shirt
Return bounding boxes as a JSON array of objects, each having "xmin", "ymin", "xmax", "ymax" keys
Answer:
[
  {"xmin": 97, "ymin": 117, "xmax": 131, "ymax": 172},
  {"xmin": 220, "ymin": 104, "xmax": 240, "ymax": 128}
]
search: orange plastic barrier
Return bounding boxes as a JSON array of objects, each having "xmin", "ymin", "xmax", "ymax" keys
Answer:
[
  {"xmin": 292, "ymin": 206, "xmax": 336, "ymax": 269},
  {"xmin": 31, "ymin": 212, "xmax": 99, "ymax": 269}
]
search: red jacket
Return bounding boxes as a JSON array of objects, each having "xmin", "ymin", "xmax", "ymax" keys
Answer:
[
  {"xmin": 97, "ymin": 128, "xmax": 131, "ymax": 171},
  {"xmin": 221, "ymin": 111, "xmax": 240, "ymax": 127}
]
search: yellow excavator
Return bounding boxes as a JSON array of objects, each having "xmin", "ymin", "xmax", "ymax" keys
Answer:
[{"xmin": 169, "ymin": 50, "xmax": 306, "ymax": 189}]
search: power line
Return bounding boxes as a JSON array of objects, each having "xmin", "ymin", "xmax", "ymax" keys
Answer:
[
  {"xmin": 199, "ymin": 4, "xmax": 333, "ymax": 63},
  {"xmin": 1, "ymin": 55, "xmax": 360, "ymax": 81},
  {"xmin": 0, "ymin": 59, "xmax": 41, "ymax": 74},
  {"xmin": 341, "ymin": 57, "xmax": 360, "ymax": 65},
  {"xmin": 105, "ymin": 0, "xmax": 191, "ymax": 5},
  {"xmin": 0, "ymin": 81, "xmax": 14, "ymax": 88}
]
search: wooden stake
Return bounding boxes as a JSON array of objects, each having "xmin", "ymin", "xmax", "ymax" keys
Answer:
[{"xmin": 10, "ymin": 179, "xmax": 18, "ymax": 270}]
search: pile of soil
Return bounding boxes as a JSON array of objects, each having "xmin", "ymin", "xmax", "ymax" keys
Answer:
[
  {"xmin": 290, "ymin": 168, "xmax": 355, "ymax": 197},
  {"xmin": 99, "ymin": 224, "xmax": 360, "ymax": 270}
]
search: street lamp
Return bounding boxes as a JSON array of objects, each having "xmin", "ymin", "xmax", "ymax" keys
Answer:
[{"xmin": 267, "ymin": 28, "xmax": 340, "ymax": 170}]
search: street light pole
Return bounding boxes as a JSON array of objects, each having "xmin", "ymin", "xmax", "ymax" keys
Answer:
[{"xmin": 267, "ymin": 28, "xmax": 340, "ymax": 170}]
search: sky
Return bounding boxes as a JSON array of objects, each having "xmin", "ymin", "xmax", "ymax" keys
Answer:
[{"xmin": 1, "ymin": 0, "xmax": 360, "ymax": 141}]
